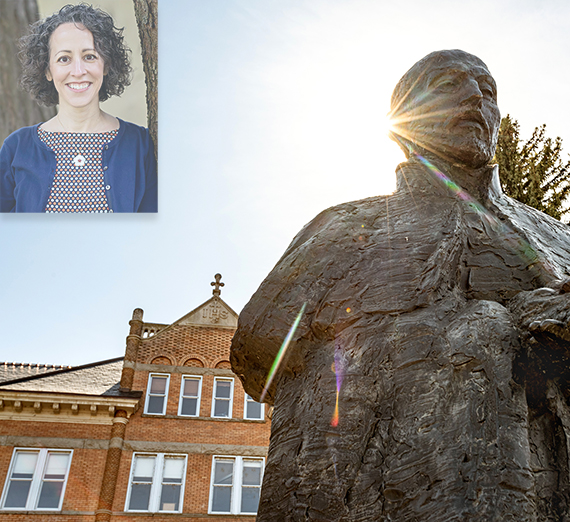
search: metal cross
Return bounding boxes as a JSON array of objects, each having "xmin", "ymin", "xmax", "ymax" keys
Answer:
[{"xmin": 211, "ymin": 273, "xmax": 225, "ymax": 297}]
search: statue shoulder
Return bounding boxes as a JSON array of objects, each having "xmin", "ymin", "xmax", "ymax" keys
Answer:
[
  {"xmin": 492, "ymin": 191, "xmax": 570, "ymax": 281},
  {"xmin": 281, "ymin": 195, "xmax": 389, "ymax": 260}
]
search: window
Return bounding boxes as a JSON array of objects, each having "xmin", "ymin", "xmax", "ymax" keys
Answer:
[
  {"xmin": 126, "ymin": 453, "xmax": 186, "ymax": 513},
  {"xmin": 1, "ymin": 448, "xmax": 72, "ymax": 511},
  {"xmin": 211, "ymin": 378, "xmax": 234, "ymax": 418},
  {"xmin": 145, "ymin": 373, "xmax": 170, "ymax": 415},
  {"xmin": 178, "ymin": 375, "xmax": 202, "ymax": 417},
  {"xmin": 209, "ymin": 456, "xmax": 264, "ymax": 515},
  {"xmin": 244, "ymin": 393, "xmax": 264, "ymax": 420}
]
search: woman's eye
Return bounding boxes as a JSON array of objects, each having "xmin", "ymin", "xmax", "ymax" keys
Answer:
[
  {"xmin": 57, "ymin": 56, "xmax": 70, "ymax": 63},
  {"xmin": 84, "ymin": 54, "xmax": 97, "ymax": 61}
]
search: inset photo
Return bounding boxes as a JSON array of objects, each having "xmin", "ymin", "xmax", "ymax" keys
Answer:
[{"xmin": 0, "ymin": 0, "xmax": 157, "ymax": 213}]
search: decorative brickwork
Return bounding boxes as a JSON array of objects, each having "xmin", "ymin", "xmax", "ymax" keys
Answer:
[
  {"xmin": 120, "ymin": 309, "xmax": 144, "ymax": 392},
  {"xmin": 138, "ymin": 325, "xmax": 234, "ymax": 368},
  {"xmin": 95, "ymin": 412, "xmax": 129, "ymax": 521},
  {"xmin": 149, "ymin": 355, "xmax": 173, "ymax": 365},
  {"xmin": 119, "ymin": 366, "xmax": 134, "ymax": 391},
  {"xmin": 183, "ymin": 357, "xmax": 205, "ymax": 367}
]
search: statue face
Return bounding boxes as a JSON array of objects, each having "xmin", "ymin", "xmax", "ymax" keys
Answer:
[{"xmin": 394, "ymin": 52, "xmax": 501, "ymax": 169}]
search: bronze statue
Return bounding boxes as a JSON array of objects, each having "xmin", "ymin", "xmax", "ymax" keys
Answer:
[{"xmin": 231, "ymin": 50, "xmax": 570, "ymax": 521}]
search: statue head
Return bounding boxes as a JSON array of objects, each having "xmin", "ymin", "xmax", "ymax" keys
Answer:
[{"xmin": 390, "ymin": 50, "xmax": 500, "ymax": 169}]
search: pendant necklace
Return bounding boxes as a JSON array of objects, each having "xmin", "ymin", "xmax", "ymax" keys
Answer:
[{"xmin": 57, "ymin": 114, "xmax": 86, "ymax": 167}]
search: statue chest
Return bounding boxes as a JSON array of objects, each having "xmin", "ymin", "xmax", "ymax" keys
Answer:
[{"xmin": 333, "ymin": 201, "xmax": 549, "ymax": 314}]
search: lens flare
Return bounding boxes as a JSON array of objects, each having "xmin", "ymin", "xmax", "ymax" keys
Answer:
[
  {"xmin": 382, "ymin": 112, "xmax": 395, "ymax": 137},
  {"xmin": 413, "ymin": 150, "xmax": 496, "ymax": 223},
  {"xmin": 331, "ymin": 340, "xmax": 345, "ymax": 427},
  {"xmin": 331, "ymin": 397, "xmax": 340, "ymax": 427},
  {"xmin": 388, "ymin": 104, "xmax": 477, "ymax": 167},
  {"xmin": 260, "ymin": 302, "xmax": 307, "ymax": 403}
]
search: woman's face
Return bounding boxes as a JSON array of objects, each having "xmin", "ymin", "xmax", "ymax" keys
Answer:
[{"xmin": 45, "ymin": 23, "xmax": 106, "ymax": 112}]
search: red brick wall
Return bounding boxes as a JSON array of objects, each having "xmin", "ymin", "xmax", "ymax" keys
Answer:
[
  {"xmin": 0, "ymin": 426, "xmax": 107, "ymax": 521},
  {"xmin": 63, "ymin": 448, "xmax": 107, "ymax": 512},
  {"xmin": 0, "ymin": 421, "xmax": 110, "ymax": 440},
  {"xmin": 0, "ymin": 511, "xmax": 94, "ymax": 522}
]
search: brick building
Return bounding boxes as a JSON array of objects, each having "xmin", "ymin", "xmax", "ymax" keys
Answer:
[{"xmin": 0, "ymin": 276, "xmax": 270, "ymax": 521}]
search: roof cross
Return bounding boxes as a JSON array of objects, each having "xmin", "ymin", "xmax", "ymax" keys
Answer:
[{"xmin": 211, "ymin": 273, "xmax": 225, "ymax": 297}]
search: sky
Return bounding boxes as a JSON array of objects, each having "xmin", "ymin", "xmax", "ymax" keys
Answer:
[{"xmin": 1, "ymin": 0, "xmax": 570, "ymax": 366}]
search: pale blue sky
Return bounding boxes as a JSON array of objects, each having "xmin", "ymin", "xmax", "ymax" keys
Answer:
[{"xmin": 1, "ymin": 0, "xmax": 570, "ymax": 366}]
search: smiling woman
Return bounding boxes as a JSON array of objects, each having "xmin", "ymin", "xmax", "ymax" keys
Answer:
[{"xmin": 0, "ymin": 4, "xmax": 157, "ymax": 213}]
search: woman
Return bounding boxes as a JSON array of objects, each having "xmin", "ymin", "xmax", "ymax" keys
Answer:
[{"xmin": 0, "ymin": 4, "xmax": 157, "ymax": 213}]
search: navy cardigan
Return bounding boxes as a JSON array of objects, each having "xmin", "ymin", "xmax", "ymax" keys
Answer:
[{"xmin": 0, "ymin": 119, "xmax": 157, "ymax": 213}]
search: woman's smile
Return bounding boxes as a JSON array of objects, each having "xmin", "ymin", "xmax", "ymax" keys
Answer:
[
  {"xmin": 67, "ymin": 82, "xmax": 92, "ymax": 92},
  {"xmin": 45, "ymin": 23, "xmax": 106, "ymax": 112}
]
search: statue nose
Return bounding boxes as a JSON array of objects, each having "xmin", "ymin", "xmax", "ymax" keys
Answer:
[{"xmin": 462, "ymin": 78, "xmax": 483, "ymax": 105}]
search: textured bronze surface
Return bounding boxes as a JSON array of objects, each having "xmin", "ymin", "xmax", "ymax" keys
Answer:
[{"xmin": 231, "ymin": 50, "xmax": 570, "ymax": 521}]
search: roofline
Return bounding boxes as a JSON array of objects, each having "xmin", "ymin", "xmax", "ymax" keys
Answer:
[
  {"xmin": 182, "ymin": 296, "xmax": 239, "ymax": 320},
  {"xmin": 0, "ymin": 356, "xmax": 125, "ymax": 386},
  {"xmin": 142, "ymin": 297, "xmax": 238, "ymax": 341}
]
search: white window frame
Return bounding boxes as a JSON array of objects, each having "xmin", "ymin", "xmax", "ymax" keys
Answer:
[
  {"xmin": 211, "ymin": 377, "xmax": 234, "ymax": 418},
  {"xmin": 208, "ymin": 456, "xmax": 264, "ymax": 515},
  {"xmin": 144, "ymin": 373, "xmax": 170, "ymax": 415},
  {"xmin": 1, "ymin": 448, "xmax": 73, "ymax": 511},
  {"xmin": 125, "ymin": 453, "xmax": 187, "ymax": 513},
  {"xmin": 244, "ymin": 393, "xmax": 265, "ymax": 420},
  {"xmin": 178, "ymin": 375, "xmax": 203, "ymax": 417}
]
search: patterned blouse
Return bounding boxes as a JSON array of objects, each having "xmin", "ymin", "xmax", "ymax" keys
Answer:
[{"xmin": 38, "ymin": 127, "xmax": 118, "ymax": 213}]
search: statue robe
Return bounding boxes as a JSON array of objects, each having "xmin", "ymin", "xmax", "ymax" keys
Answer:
[{"xmin": 231, "ymin": 159, "xmax": 570, "ymax": 521}]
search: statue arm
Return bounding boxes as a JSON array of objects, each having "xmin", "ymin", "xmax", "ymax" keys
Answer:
[
  {"xmin": 230, "ymin": 206, "xmax": 347, "ymax": 404},
  {"xmin": 508, "ymin": 280, "xmax": 570, "ymax": 381},
  {"xmin": 509, "ymin": 281, "xmax": 570, "ymax": 341}
]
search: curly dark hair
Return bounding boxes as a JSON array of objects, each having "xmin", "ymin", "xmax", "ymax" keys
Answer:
[{"xmin": 19, "ymin": 3, "xmax": 132, "ymax": 107}]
